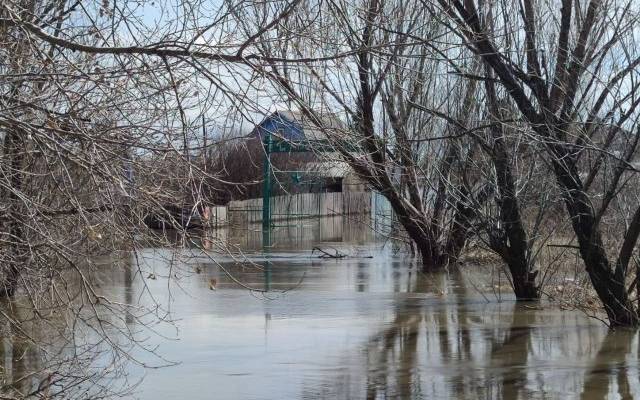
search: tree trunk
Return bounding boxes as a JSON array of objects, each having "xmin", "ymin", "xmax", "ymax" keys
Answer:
[
  {"xmin": 492, "ymin": 147, "xmax": 539, "ymax": 300},
  {"xmin": 441, "ymin": 189, "xmax": 476, "ymax": 267},
  {"xmin": 383, "ymin": 191, "xmax": 447, "ymax": 271},
  {"xmin": 484, "ymin": 68, "xmax": 539, "ymax": 300},
  {"xmin": 508, "ymin": 260, "xmax": 539, "ymax": 300},
  {"xmin": 548, "ymin": 138, "xmax": 637, "ymax": 326}
]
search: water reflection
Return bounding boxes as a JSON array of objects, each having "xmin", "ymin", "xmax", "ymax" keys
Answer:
[
  {"xmin": 100, "ymin": 244, "xmax": 640, "ymax": 400},
  {"xmin": 0, "ymin": 308, "xmax": 41, "ymax": 398},
  {"xmin": 211, "ymin": 215, "xmax": 374, "ymax": 251},
  {"xmin": 580, "ymin": 330, "xmax": 636, "ymax": 400},
  {"xmin": 2, "ymin": 216, "xmax": 640, "ymax": 399}
]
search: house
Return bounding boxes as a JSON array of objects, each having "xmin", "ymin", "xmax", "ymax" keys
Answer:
[{"xmin": 251, "ymin": 110, "xmax": 368, "ymax": 193}]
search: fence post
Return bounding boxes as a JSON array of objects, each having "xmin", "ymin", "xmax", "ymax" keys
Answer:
[{"xmin": 262, "ymin": 134, "xmax": 274, "ymax": 249}]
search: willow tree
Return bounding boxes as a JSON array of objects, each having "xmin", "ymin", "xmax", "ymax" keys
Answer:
[
  {"xmin": 434, "ymin": 0, "xmax": 640, "ymax": 326},
  {"xmin": 0, "ymin": 0, "xmax": 310, "ymax": 395},
  {"xmin": 238, "ymin": 0, "xmax": 491, "ymax": 270}
]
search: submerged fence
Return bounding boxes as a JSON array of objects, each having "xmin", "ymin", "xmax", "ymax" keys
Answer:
[
  {"xmin": 226, "ymin": 191, "xmax": 373, "ymax": 226},
  {"xmin": 203, "ymin": 191, "xmax": 392, "ymax": 228},
  {"xmin": 202, "ymin": 191, "xmax": 393, "ymax": 228}
]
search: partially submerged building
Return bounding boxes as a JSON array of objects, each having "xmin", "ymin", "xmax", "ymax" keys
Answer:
[{"xmin": 251, "ymin": 110, "xmax": 367, "ymax": 194}]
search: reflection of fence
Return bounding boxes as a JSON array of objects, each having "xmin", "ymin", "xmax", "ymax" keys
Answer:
[
  {"xmin": 219, "ymin": 215, "xmax": 373, "ymax": 250},
  {"xmin": 226, "ymin": 192, "xmax": 372, "ymax": 226}
]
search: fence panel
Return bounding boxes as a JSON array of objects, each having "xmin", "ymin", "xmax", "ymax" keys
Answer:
[{"xmin": 225, "ymin": 191, "xmax": 378, "ymax": 226}]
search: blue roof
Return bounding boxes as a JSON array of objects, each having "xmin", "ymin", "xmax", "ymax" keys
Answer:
[{"xmin": 254, "ymin": 111, "xmax": 305, "ymax": 142}]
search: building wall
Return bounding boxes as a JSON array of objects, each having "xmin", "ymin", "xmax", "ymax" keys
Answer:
[{"xmin": 342, "ymin": 171, "xmax": 368, "ymax": 192}]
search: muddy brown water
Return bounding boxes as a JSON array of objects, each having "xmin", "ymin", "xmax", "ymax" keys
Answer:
[{"xmin": 5, "ymin": 217, "xmax": 640, "ymax": 399}]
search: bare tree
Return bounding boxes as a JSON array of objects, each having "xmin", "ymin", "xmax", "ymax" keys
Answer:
[
  {"xmin": 0, "ymin": 0, "xmax": 315, "ymax": 395},
  {"xmin": 433, "ymin": 0, "xmax": 640, "ymax": 326},
  {"xmin": 241, "ymin": 0, "xmax": 492, "ymax": 270}
]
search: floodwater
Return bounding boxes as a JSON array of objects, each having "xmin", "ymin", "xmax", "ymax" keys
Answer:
[{"xmin": 5, "ymin": 216, "xmax": 640, "ymax": 399}]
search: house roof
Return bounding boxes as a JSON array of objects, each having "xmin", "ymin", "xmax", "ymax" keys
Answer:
[{"xmin": 253, "ymin": 110, "xmax": 344, "ymax": 143}]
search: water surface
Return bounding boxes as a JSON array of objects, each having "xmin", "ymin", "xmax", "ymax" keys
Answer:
[
  {"xmin": 99, "ymin": 219, "xmax": 639, "ymax": 399},
  {"xmin": 4, "ymin": 217, "xmax": 639, "ymax": 399}
]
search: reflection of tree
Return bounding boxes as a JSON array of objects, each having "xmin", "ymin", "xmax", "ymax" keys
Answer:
[
  {"xmin": 364, "ymin": 299, "xmax": 421, "ymax": 399},
  {"xmin": 580, "ymin": 330, "xmax": 636, "ymax": 400},
  {"xmin": 301, "ymin": 268, "xmax": 636, "ymax": 400},
  {"xmin": 0, "ymin": 251, "xmax": 184, "ymax": 399},
  {"xmin": 364, "ymin": 270, "xmax": 446, "ymax": 399},
  {"xmin": 483, "ymin": 305, "xmax": 535, "ymax": 400},
  {"xmin": 0, "ymin": 301, "xmax": 43, "ymax": 398},
  {"xmin": 124, "ymin": 257, "xmax": 134, "ymax": 324},
  {"xmin": 360, "ymin": 270, "xmax": 538, "ymax": 399}
]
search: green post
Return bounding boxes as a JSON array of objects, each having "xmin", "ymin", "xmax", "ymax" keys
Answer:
[
  {"xmin": 262, "ymin": 132, "xmax": 273, "ymax": 235},
  {"xmin": 263, "ymin": 261, "xmax": 272, "ymax": 291}
]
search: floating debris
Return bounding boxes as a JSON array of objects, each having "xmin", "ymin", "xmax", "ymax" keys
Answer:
[{"xmin": 312, "ymin": 246, "xmax": 347, "ymax": 259}]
